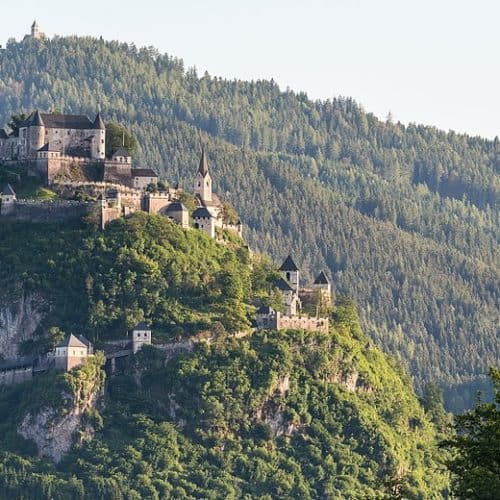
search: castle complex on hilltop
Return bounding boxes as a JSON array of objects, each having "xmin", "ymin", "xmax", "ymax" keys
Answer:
[
  {"xmin": 0, "ymin": 110, "xmax": 158, "ymax": 187},
  {"xmin": 0, "ymin": 110, "xmax": 242, "ymax": 238},
  {"xmin": 257, "ymin": 255, "xmax": 331, "ymax": 333},
  {"xmin": 0, "ymin": 110, "xmax": 105, "ymax": 162},
  {"xmin": 0, "ymin": 107, "xmax": 331, "ymax": 382}
]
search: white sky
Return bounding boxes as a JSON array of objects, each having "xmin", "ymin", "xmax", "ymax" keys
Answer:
[{"xmin": 1, "ymin": 0, "xmax": 498, "ymax": 138}]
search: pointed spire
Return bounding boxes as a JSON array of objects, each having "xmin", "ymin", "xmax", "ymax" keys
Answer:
[
  {"xmin": 31, "ymin": 110, "xmax": 44, "ymax": 127},
  {"xmin": 31, "ymin": 20, "xmax": 38, "ymax": 29},
  {"xmin": 93, "ymin": 112, "xmax": 105, "ymax": 130},
  {"xmin": 198, "ymin": 147, "xmax": 209, "ymax": 177},
  {"xmin": 279, "ymin": 255, "xmax": 299, "ymax": 272},
  {"xmin": 2, "ymin": 184, "xmax": 16, "ymax": 196},
  {"xmin": 314, "ymin": 271, "xmax": 330, "ymax": 285}
]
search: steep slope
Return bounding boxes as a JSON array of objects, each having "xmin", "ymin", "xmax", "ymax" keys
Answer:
[
  {"xmin": 0, "ymin": 306, "xmax": 450, "ymax": 498},
  {"xmin": 0, "ymin": 36, "xmax": 498, "ymax": 409},
  {"xmin": 0, "ymin": 213, "xmax": 252, "ymax": 345}
]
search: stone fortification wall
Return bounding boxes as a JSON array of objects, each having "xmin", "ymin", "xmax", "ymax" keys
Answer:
[
  {"xmin": 147, "ymin": 193, "xmax": 172, "ymax": 214},
  {"xmin": 3, "ymin": 158, "xmax": 102, "ymax": 184},
  {"xmin": 0, "ymin": 200, "xmax": 94, "ymax": 223},
  {"xmin": 0, "ymin": 365, "xmax": 33, "ymax": 386},
  {"xmin": 100, "ymin": 205, "xmax": 122, "ymax": 229},
  {"xmin": 55, "ymin": 180, "xmax": 141, "ymax": 195},
  {"xmin": 103, "ymin": 161, "xmax": 132, "ymax": 185},
  {"xmin": 276, "ymin": 312, "xmax": 329, "ymax": 333},
  {"xmin": 54, "ymin": 181, "xmax": 144, "ymax": 211},
  {"xmin": 44, "ymin": 156, "xmax": 102, "ymax": 184}
]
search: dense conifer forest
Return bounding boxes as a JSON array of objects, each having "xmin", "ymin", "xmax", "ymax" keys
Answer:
[{"xmin": 0, "ymin": 36, "xmax": 498, "ymax": 410}]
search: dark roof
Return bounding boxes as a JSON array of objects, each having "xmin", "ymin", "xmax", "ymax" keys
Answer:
[
  {"xmin": 133, "ymin": 321, "xmax": 151, "ymax": 331},
  {"xmin": 165, "ymin": 202, "xmax": 188, "ymax": 212},
  {"xmin": 257, "ymin": 305, "xmax": 274, "ymax": 314},
  {"xmin": 314, "ymin": 271, "xmax": 330, "ymax": 284},
  {"xmin": 23, "ymin": 113, "xmax": 96, "ymax": 130},
  {"xmin": 132, "ymin": 168, "xmax": 158, "ymax": 178},
  {"xmin": 56, "ymin": 333, "xmax": 88, "ymax": 349},
  {"xmin": 0, "ymin": 129, "xmax": 8, "ymax": 139},
  {"xmin": 93, "ymin": 112, "xmax": 105, "ymax": 130},
  {"xmin": 197, "ymin": 148, "xmax": 209, "ymax": 177},
  {"xmin": 279, "ymin": 255, "xmax": 299, "ymax": 272},
  {"xmin": 2, "ymin": 184, "xmax": 16, "ymax": 196},
  {"xmin": 76, "ymin": 334, "xmax": 92, "ymax": 347},
  {"xmin": 274, "ymin": 277, "xmax": 294, "ymax": 292},
  {"xmin": 43, "ymin": 113, "xmax": 95, "ymax": 129},
  {"xmin": 112, "ymin": 147, "xmax": 130, "ymax": 158},
  {"xmin": 192, "ymin": 207, "xmax": 213, "ymax": 219},
  {"xmin": 31, "ymin": 110, "xmax": 44, "ymax": 126}
]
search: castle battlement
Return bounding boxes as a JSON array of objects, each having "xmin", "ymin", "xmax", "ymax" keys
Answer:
[{"xmin": 256, "ymin": 256, "xmax": 332, "ymax": 334}]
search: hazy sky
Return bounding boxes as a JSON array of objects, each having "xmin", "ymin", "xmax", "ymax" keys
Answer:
[{"xmin": 1, "ymin": 0, "xmax": 498, "ymax": 138}]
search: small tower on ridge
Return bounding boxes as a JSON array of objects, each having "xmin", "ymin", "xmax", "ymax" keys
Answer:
[
  {"xmin": 194, "ymin": 148, "xmax": 212, "ymax": 203},
  {"xmin": 1, "ymin": 184, "xmax": 16, "ymax": 215},
  {"xmin": 132, "ymin": 322, "xmax": 152, "ymax": 354},
  {"xmin": 279, "ymin": 255, "xmax": 300, "ymax": 295},
  {"xmin": 31, "ymin": 21, "xmax": 45, "ymax": 40},
  {"xmin": 312, "ymin": 271, "xmax": 331, "ymax": 296},
  {"xmin": 93, "ymin": 112, "xmax": 106, "ymax": 159}
]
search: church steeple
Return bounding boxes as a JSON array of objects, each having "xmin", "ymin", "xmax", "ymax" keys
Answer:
[
  {"xmin": 198, "ymin": 147, "xmax": 209, "ymax": 177},
  {"xmin": 93, "ymin": 112, "xmax": 105, "ymax": 130},
  {"xmin": 194, "ymin": 147, "xmax": 212, "ymax": 202}
]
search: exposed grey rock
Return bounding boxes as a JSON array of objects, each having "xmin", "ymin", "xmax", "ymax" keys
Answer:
[
  {"xmin": 18, "ymin": 380, "xmax": 103, "ymax": 463},
  {"xmin": 0, "ymin": 292, "xmax": 44, "ymax": 358}
]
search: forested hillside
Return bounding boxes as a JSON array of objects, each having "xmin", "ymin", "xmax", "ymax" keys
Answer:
[
  {"xmin": 0, "ymin": 36, "xmax": 498, "ymax": 410},
  {"xmin": 0, "ymin": 328, "xmax": 451, "ymax": 498}
]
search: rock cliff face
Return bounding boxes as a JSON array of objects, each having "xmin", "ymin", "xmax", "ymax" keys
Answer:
[
  {"xmin": 0, "ymin": 292, "xmax": 44, "ymax": 358},
  {"xmin": 17, "ymin": 360, "xmax": 104, "ymax": 463}
]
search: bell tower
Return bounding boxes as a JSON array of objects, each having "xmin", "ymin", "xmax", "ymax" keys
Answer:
[{"xmin": 194, "ymin": 148, "xmax": 212, "ymax": 203}]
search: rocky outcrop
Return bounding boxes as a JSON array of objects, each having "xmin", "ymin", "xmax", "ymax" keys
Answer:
[
  {"xmin": 328, "ymin": 369, "xmax": 374, "ymax": 393},
  {"xmin": 0, "ymin": 291, "xmax": 44, "ymax": 358},
  {"xmin": 18, "ymin": 359, "xmax": 104, "ymax": 463},
  {"xmin": 18, "ymin": 390, "xmax": 102, "ymax": 463}
]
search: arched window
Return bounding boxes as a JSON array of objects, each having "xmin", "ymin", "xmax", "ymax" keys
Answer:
[{"xmin": 286, "ymin": 272, "xmax": 291, "ymax": 281}]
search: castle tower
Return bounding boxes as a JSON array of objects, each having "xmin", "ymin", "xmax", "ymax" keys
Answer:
[
  {"xmin": 312, "ymin": 271, "xmax": 332, "ymax": 314},
  {"xmin": 92, "ymin": 112, "xmax": 106, "ymax": 160},
  {"xmin": 27, "ymin": 110, "xmax": 45, "ymax": 158},
  {"xmin": 53, "ymin": 334, "xmax": 91, "ymax": 371},
  {"xmin": 31, "ymin": 21, "xmax": 45, "ymax": 40},
  {"xmin": 1, "ymin": 184, "xmax": 16, "ymax": 215},
  {"xmin": 279, "ymin": 255, "xmax": 300, "ymax": 295},
  {"xmin": 274, "ymin": 277, "xmax": 300, "ymax": 316},
  {"xmin": 194, "ymin": 148, "xmax": 212, "ymax": 203},
  {"xmin": 192, "ymin": 206, "xmax": 215, "ymax": 238},
  {"xmin": 132, "ymin": 322, "xmax": 152, "ymax": 354},
  {"xmin": 312, "ymin": 271, "xmax": 331, "ymax": 295}
]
